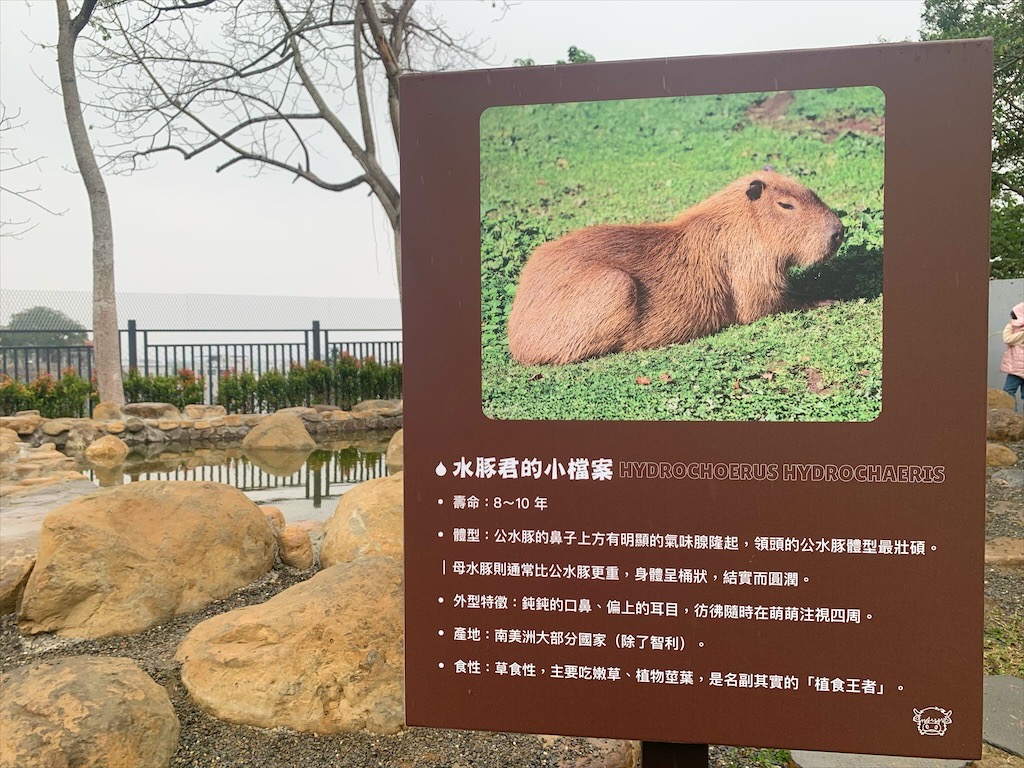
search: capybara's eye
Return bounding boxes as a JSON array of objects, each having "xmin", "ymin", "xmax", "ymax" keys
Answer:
[{"xmin": 778, "ymin": 202, "xmax": 795, "ymax": 210}]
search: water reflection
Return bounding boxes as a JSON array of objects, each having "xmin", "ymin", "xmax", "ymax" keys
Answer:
[{"xmin": 84, "ymin": 434, "xmax": 392, "ymax": 523}]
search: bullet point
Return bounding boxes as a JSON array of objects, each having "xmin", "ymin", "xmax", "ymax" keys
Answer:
[
  {"xmin": 438, "ymin": 662, "xmax": 445, "ymax": 669},
  {"xmin": 437, "ymin": 597, "xmax": 444, "ymax": 604},
  {"xmin": 438, "ymin": 629, "xmax": 445, "ymax": 636},
  {"xmin": 437, "ymin": 531, "xmax": 444, "ymax": 538},
  {"xmin": 437, "ymin": 498, "xmax": 444, "ymax": 505}
]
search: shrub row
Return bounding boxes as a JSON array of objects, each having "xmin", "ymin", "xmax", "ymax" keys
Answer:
[
  {"xmin": 217, "ymin": 354, "xmax": 402, "ymax": 414},
  {"xmin": 123, "ymin": 368, "xmax": 206, "ymax": 411},
  {"xmin": 0, "ymin": 355, "xmax": 402, "ymax": 418},
  {"xmin": 0, "ymin": 371, "xmax": 96, "ymax": 418}
]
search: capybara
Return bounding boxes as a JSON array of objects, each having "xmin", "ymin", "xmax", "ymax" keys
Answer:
[{"xmin": 507, "ymin": 169, "xmax": 845, "ymax": 366}]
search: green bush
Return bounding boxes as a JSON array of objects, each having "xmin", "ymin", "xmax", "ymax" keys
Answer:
[
  {"xmin": 217, "ymin": 369, "xmax": 257, "ymax": 414},
  {"xmin": 0, "ymin": 370, "xmax": 96, "ymax": 418},
  {"xmin": 216, "ymin": 357, "xmax": 403, "ymax": 413},
  {"xmin": 123, "ymin": 368, "xmax": 205, "ymax": 411},
  {"xmin": 256, "ymin": 369, "xmax": 289, "ymax": 413},
  {"xmin": 0, "ymin": 375, "xmax": 32, "ymax": 415}
]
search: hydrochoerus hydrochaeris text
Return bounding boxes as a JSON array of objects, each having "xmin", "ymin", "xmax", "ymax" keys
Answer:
[{"xmin": 507, "ymin": 170, "xmax": 844, "ymax": 365}]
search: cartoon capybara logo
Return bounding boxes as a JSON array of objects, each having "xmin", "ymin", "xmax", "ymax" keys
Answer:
[{"xmin": 913, "ymin": 707, "xmax": 952, "ymax": 736}]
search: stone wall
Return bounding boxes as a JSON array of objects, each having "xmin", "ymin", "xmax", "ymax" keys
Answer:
[{"xmin": 0, "ymin": 402, "xmax": 403, "ymax": 453}]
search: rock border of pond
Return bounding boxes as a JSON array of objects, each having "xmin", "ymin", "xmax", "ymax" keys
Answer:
[{"xmin": 0, "ymin": 400, "xmax": 403, "ymax": 453}]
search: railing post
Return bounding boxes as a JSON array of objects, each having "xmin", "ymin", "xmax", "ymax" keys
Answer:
[
  {"xmin": 312, "ymin": 321, "xmax": 321, "ymax": 362},
  {"xmin": 127, "ymin": 320, "xmax": 137, "ymax": 370}
]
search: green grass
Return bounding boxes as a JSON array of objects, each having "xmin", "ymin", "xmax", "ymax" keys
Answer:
[
  {"xmin": 716, "ymin": 747, "xmax": 792, "ymax": 768},
  {"xmin": 984, "ymin": 605, "xmax": 1024, "ymax": 677},
  {"xmin": 480, "ymin": 87, "xmax": 884, "ymax": 422}
]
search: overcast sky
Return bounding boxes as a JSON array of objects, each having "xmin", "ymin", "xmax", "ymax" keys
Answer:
[{"xmin": 0, "ymin": 0, "xmax": 925, "ymax": 302}]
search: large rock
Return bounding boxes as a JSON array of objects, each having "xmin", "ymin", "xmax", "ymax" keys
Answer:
[
  {"xmin": 0, "ymin": 656, "xmax": 179, "ymax": 768},
  {"xmin": 18, "ymin": 481, "xmax": 276, "ymax": 638},
  {"xmin": 987, "ymin": 442, "xmax": 1019, "ymax": 468},
  {"xmin": 0, "ymin": 439, "xmax": 20, "ymax": 463},
  {"xmin": 242, "ymin": 411, "xmax": 316, "ymax": 453},
  {"xmin": 176, "ymin": 556, "xmax": 403, "ymax": 734},
  {"xmin": 386, "ymin": 428, "xmax": 404, "ymax": 473},
  {"xmin": 321, "ymin": 472, "xmax": 403, "ymax": 568},
  {"xmin": 84, "ymin": 434, "xmax": 130, "ymax": 466},
  {"xmin": 183, "ymin": 404, "xmax": 226, "ymax": 419},
  {"xmin": 987, "ymin": 408, "xmax": 1024, "ymax": 443},
  {"xmin": 0, "ymin": 411, "xmax": 42, "ymax": 435},
  {"xmin": 279, "ymin": 525, "xmax": 313, "ymax": 570},
  {"xmin": 91, "ymin": 401, "xmax": 123, "ymax": 421},
  {"xmin": 988, "ymin": 389, "xmax": 1016, "ymax": 411},
  {"xmin": 352, "ymin": 399, "xmax": 402, "ymax": 413},
  {"xmin": 121, "ymin": 402, "xmax": 181, "ymax": 421},
  {"xmin": 0, "ymin": 555, "xmax": 34, "ymax": 615}
]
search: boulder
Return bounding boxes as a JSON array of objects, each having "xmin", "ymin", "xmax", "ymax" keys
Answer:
[
  {"xmin": 279, "ymin": 525, "xmax": 313, "ymax": 570},
  {"xmin": 352, "ymin": 399, "xmax": 402, "ymax": 413},
  {"xmin": 0, "ymin": 411, "xmax": 42, "ymax": 435},
  {"xmin": 0, "ymin": 555, "xmax": 34, "ymax": 615},
  {"xmin": 0, "ymin": 440, "xmax": 20, "ymax": 463},
  {"xmin": 321, "ymin": 410, "xmax": 352, "ymax": 422},
  {"xmin": 183, "ymin": 404, "xmax": 226, "ymax": 419},
  {"xmin": 0, "ymin": 656, "xmax": 179, "ymax": 768},
  {"xmin": 65, "ymin": 422, "xmax": 101, "ymax": 454},
  {"xmin": 386, "ymin": 428, "xmax": 404, "ymax": 473},
  {"xmin": 42, "ymin": 417, "xmax": 91, "ymax": 437},
  {"xmin": 987, "ymin": 408, "xmax": 1024, "ymax": 442},
  {"xmin": 176, "ymin": 556, "xmax": 403, "ymax": 734},
  {"xmin": 124, "ymin": 416, "xmax": 146, "ymax": 432},
  {"xmin": 84, "ymin": 435, "xmax": 130, "ymax": 466},
  {"xmin": 261, "ymin": 505, "xmax": 285, "ymax": 535},
  {"xmin": 988, "ymin": 389, "xmax": 1016, "ymax": 411},
  {"xmin": 987, "ymin": 442, "xmax": 1019, "ymax": 468},
  {"xmin": 18, "ymin": 481, "xmax": 276, "ymax": 638},
  {"xmin": 321, "ymin": 472, "xmax": 403, "ymax": 568},
  {"xmin": 241, "ymin": 411, "xmax": 315, "ymax": 453},
  {"xmin": 91, "ymin": 401, "xmax": 123, "ymax": 421},
  {"xmin": 291, "ymin": 518, "xmax": 327, "ymax": 560},
  {"xmin": 0, "ymin": 427, "xmax": 19, "ymax": 441},
  {"xmin": 121, "ymin": 402, "xmax": 181, "ymax": 421}
]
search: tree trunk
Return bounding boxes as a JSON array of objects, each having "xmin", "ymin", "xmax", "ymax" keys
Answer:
[
  {"xmin": 394, "ymin": 225, "xmax": 402, "ymax": 303},
  {"xmin": 56, "ymin": 0, "xmax": 124, "ymax": 405}
]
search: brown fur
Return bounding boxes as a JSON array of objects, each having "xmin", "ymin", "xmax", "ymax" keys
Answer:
[{"xmin": 507, "ymin": 170, "xmax": 844, "ymax": 366}]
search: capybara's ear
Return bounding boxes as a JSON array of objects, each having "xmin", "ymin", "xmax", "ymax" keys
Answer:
[{"xmin": 746, "ymin": 179, "xmax": 765, "ymax": 201}]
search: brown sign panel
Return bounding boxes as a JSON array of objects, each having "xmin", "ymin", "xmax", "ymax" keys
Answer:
[{"xmin": 401, "ymin": 41, "xmax": 992, "ymax": 758}]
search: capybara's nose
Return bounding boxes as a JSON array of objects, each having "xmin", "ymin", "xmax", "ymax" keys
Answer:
[{"xmin": 830, "ymin": 224, "xmax": 844, "ymax": 248}]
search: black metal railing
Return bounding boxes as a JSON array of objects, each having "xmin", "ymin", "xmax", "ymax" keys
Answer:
[{"xmin": 1, "ymin": 321, "xmax": 402, "ymax": 406}]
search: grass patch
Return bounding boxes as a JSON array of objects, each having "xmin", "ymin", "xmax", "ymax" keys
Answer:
[
  {"xmin": 481, "ymin": 87, "xmax": 884, "ymax": 422},
  {"xmin": 715, "ymin": 747, "xmax": 792, "ymax": 768},
  {"xmin": 984, "ymin": 604, "xmax": 1024, "ymax": 677}
]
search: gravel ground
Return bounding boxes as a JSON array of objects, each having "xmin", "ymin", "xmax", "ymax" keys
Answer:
[{"xmin": 2, "ymin": 443, "xmax": 1022, "ymax": 768}]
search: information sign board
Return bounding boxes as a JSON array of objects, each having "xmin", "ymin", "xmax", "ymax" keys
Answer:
[{"xmin": 401, "ymin": 40, "xmax": 992, "ymax": 759}]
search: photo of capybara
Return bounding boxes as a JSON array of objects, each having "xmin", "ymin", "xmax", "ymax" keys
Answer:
[{"xmin": 507, "ymin": 169, "xmax": 845, "ymax": 366}]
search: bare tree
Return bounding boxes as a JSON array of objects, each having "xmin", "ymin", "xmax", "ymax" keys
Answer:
[
  {"xmin": 85, "ymin": 0, "xmax": 488, "ymax": 302},
  {"xmin": 0, "ymin": 104, "xmax": 65, "ymax": 238},
  {"xmin": 56, "ymin": 0, "xmax": 124, "ymax": 404}
]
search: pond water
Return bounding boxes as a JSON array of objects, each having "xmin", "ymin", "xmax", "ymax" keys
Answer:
[{"xmin": 83, "ymin": 433, "xmax": 394, "ymax": 523}]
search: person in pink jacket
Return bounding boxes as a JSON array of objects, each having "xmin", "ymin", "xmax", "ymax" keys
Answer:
[{"xmin": 1002, "ymin": 301, "xmax": 1024, "ymax": 410}]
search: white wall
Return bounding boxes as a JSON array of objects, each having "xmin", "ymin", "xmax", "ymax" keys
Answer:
[{"xmin": 989, "ymin": 278, "xmax": 1024, "ymax": 390}]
